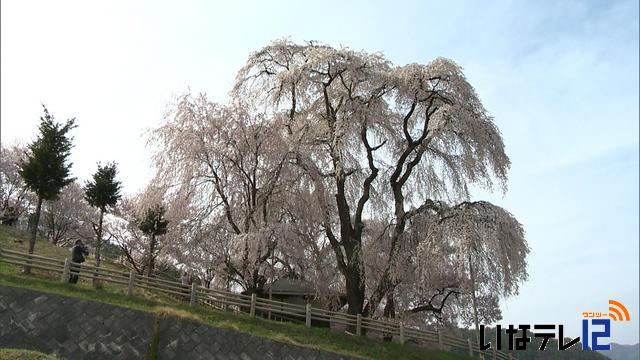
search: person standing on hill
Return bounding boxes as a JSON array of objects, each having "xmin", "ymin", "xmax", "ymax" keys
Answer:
[{"xmin": 69, "ymin": 240, "xmax": 88, "ymax": 284}]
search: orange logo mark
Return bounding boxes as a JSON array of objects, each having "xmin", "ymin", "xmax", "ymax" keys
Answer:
[
  {"xmin": 582, "ymin": 311, "xmax": 607, "ymax": 318},
  {"xmin": 608, "ymin": 300, "xmax": 630, "ymax": 321}
]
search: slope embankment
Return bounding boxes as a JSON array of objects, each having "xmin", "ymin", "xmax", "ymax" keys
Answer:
[{"xmin": 0, "ymin": 285, "xmax": 351, "ymax": 360}]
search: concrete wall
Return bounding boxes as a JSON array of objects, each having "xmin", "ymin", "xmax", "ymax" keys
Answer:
[{"xmin": 0, "ymin": 285, "xmax": 351, "ymax": 360}]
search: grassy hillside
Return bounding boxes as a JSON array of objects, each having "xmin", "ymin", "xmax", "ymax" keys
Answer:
[
  {"xmin": 0, "ymin": 225, "xmax": 181, "ymax": 304},
  {"xmin": 0, "ymin": 348, "xmax": 58, "ymax": 360},
  {"xmin": 0, "ymin": 225, "xmax": 70, "ymax": 259},
  {"xmin": 0, "ymin": 225, "xmax": 469, "ymax": 360},
  {"xmin": 0, "ymin": 225, "xmax": 129, "ymax": 271}
]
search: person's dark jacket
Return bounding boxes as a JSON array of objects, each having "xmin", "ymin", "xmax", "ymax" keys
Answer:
[{"xmin": 71, "ymin": 245, "xmax": 89, "ymax": 263}]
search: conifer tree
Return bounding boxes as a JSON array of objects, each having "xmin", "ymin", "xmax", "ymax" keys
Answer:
[
  {"xmin": 19, "ymin": 105, "xmax": 76, "ymax": 273},
  {"xmin": 137, "ymin": 204, "xmax": 168, "ymax": 277},
  {"xmin": 84, "ymin": 162, "xmax": 122, "ymax": 287}
]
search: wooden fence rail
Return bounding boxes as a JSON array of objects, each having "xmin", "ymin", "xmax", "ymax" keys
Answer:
[{"xmin": 0, "ymin": 247, "xmax": 513, "ymax": 359}]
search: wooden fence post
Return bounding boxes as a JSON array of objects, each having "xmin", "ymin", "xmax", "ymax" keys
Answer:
[
  {"xmin": 356, "ymin": 314, "xmax": 362, "ymax": 336},
  {"xmin": 437, "ymin": 329, "xmax": 444, "ymax": 350},
  {"xmin": 127, "ymin": 270, "xmax": 135, "ymax": 296},
  {"xmin": 60, "ymin": 258, "xmax": 70, "ymax": 283},
  {"xmin": 467, "ymin": 338, "xmax": 473, "ymax": 357},
  {"xmin": 92, "ymin": 266, "xmax": 102, "ymax": 289},
  {"xmin": 492, "ymin": 346, "xmax": 497, "ymax": 360},
  {"xmin": 399, "ymin": 322, "xmax": 405, "ymax": 344},
  {"xmin": 305, "ymin": 303, "xmax": 311, "ymax": 327},
  {"xmin": 189, "ymin": 283, "xmax": 197, "ymax": 307},
  {"xmin": 250, "ymin": 293, "xmax": 256, "ymax": 317},
  {"xmin": 24, "ymin": 253, "xmax": 32, "ymax": 274},
  {"xmin": 268, "ymin": 289, "xmax": 272, "ymax": 320}
]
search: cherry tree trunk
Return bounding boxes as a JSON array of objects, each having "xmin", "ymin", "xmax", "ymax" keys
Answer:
[
  {"xmin": 469, "ymin": 255, "xmax": 480, "ymax": 339},
  {"xmin": 345, "ymin": 268, "xmax": 365, "ymax": 316}
]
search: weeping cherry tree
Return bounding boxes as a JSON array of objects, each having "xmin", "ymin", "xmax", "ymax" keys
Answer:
[{"xmin": 233, "ymin": 39, "xmax": 527, "ymax": 318}]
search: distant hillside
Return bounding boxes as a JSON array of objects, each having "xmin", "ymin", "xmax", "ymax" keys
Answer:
[{"xmin": 597, "ymin": 343, "xmax": 639, "ymax": 360}]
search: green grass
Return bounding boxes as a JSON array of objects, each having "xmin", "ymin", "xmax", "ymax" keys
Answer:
[
  {"xmin": 0, "ymin": 225, "xmax": 469, "ymax": 360},
  {"xmin": 0, "ymin": 226, "xmax": 70, "ymax": 259},
  {"xmin": 0, "ymin": 349, "xmax": 58, "ymax": 360},
  {"xmin": 0, "ymin": 225, "xmax": 178, "ymax": 303},
  {"xmin": 0, "ymin": 225, "xmax": 134, "ymax": 272}
]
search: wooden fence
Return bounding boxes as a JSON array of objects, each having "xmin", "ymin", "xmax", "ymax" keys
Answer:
[{"xmin": 0, "ymin": 247, "xmax": 514, "ymax": 359}]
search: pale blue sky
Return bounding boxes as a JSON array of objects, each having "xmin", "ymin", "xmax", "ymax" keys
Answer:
[{"xmin": 2, "ymin": 0, "xmax": 638, "ymax": 344}]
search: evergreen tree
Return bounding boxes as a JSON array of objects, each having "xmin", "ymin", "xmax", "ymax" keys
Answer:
[
  {"xmin": 84, "ymin": 162, "xmax": 122, "ymax": 287},
  {"xmin": 137, "ymin": 204, "xmax": 168, "ymax": 277},
  {"xmin": 19, "ymin": 105, "xmax": 76, "ymax": 274}
]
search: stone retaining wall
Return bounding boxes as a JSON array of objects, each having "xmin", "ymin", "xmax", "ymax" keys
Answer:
[{"xmin": 0, "ymin": 285, "xmax": 350, "ymax": 360}]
